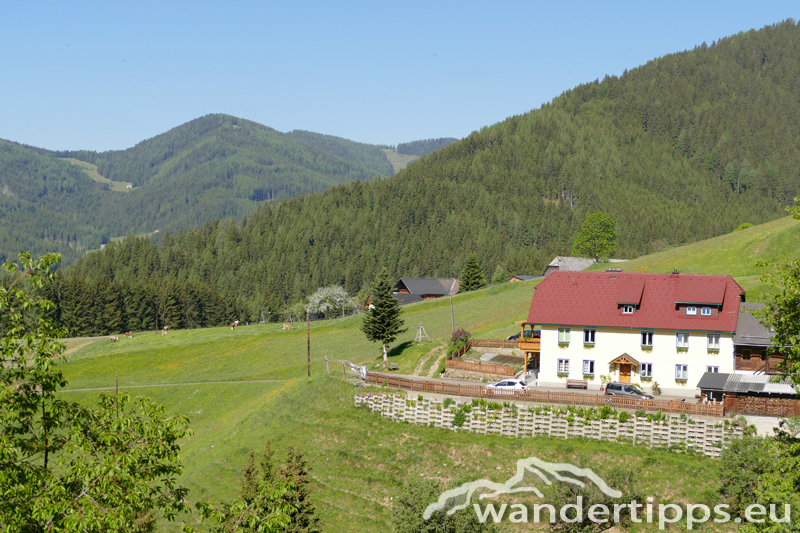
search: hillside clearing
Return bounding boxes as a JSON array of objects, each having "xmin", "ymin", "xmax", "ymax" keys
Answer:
[
  {"xmin": 381, "ymin": 148, "xmax": 419, "ymax": 173},
  {"xmin": 63, "ymin": 157, "xmax": 133, "ymax": 191}
]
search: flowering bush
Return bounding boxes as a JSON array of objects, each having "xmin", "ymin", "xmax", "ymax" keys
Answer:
[{"xmin": 449, "ymin": 328, "xmax": 472, "ymax": 353}]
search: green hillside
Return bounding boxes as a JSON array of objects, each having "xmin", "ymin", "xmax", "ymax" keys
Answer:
[
  {"xmin": 59, "ymin": 21, "xmax": 800, "ymax": 328},
  {"xmin": 0, "ymin": 115, "xmax": 383, "ymax": 264},
  {"xmin": 58, "ymin": 281, "xmax": 723, "ymax": 532},
  {"xmin": 396, "ymin": 137, "xmax": 458, "ymax": 156},
  {"xmin": 285, "ymin": 129, "xmax": 395, "ymax": 176},
  {"xmin": 589, "ymin": 215, "xmax": 800, "ymax": 301},
  {"xmin": 0, "ymin": 139, "xmax": 108, "ymax": 263}
]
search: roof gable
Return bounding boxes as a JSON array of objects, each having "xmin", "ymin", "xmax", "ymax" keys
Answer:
[
  {"xmin": 526, "ymin": 271, "xmax": 743, "ymax": 332},
  {"xmin": 395, "ymin": 277, "xmax": 458, "ymax": 296}
]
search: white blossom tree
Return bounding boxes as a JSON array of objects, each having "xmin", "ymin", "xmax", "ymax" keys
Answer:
[{"xmin": 305, "ymin": 286, "xmax": 359, "ymax": 319}]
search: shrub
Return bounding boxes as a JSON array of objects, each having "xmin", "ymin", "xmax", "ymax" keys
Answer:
[
  {"xmin": 452, "ymin": 411, "xmax": 466, "ymax": 427},
  {"xmin": 449, "ymin": 328, "xmax": 472, "ymax": 353},
  {"xmin": 618, "ymin": 411, "xmax": 632, "ymax": 423},
  {"xmin": 443, "ymin": 398, "xmax": 455, "ymax": 408}
]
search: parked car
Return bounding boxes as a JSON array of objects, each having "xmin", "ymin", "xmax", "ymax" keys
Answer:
[
  {"xmin": 604, "ymin": 382, "xmax": 654, "ymax": 400},
  {"xmin": 506, "ymin": 333, "xmax": 521, "ymax": 340},
  {"xmin": 487, "ymin": 379, "xmax": 526, "ymax": 391}
]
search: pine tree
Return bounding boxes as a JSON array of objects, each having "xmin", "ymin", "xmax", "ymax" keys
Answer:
[
  {"xmin": 280, "ymin": 447, "xmax": 322, "ymax": 533},
  {"xmin": 459, "ymin": 255, "xmax": 486, "ymax": 292},
  {"xmin": 360, "ymin": 267, "xmax": 406, "ymax": 364}
]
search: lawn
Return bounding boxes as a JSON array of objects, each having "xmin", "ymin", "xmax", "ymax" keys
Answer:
[{"xmin": 59, "ymin": 279, "xmax": 725, "ymax": 532}]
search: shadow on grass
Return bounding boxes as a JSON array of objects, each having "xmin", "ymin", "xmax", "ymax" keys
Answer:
[{"xmin": 387, "ymin": 341, "xmax": 414, "ymax": 358}]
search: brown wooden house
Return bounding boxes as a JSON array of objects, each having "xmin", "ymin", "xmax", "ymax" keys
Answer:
[{"xmin": 734, "ymin": 303, "xmax": 785, "ymax": 374}]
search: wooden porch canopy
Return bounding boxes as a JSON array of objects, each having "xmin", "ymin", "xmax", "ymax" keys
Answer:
[{"xmin": 608, "ymin": 353, "xmax": 640, "ymax": 367}]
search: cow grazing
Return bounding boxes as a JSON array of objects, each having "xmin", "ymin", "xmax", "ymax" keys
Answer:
[
  {"xmin": 124, "ymin": 331, "xmax": 133, "ymax": 339},
  {"xmin": 230, "ymin": 320, "xmax": 240, "ymax": 330},
  {"xmin": 109, "ymin": 336, "xmax": 118, "ymax": 342},
  {"xmin": 282, "ymin": 323, "xmax": 291, "ymax": 330},
  {"xmin": 162, "ymin": 326, "xmax": 169, "ymax": 336}
]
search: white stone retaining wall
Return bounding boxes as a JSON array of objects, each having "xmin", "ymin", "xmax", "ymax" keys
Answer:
[{"xmin": 355, "ymin": 393, "xmax": 743, "ymax": 458}]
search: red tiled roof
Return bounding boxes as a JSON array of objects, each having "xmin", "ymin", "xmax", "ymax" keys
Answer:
[{"xmin": 526, "ymin": 271, "xmax": 743, "ymax": 332}]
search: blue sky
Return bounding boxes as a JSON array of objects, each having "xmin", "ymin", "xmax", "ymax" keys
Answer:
[{"xmin": 1, "ymin": 1, "xmax": 798, "ymax": 151}]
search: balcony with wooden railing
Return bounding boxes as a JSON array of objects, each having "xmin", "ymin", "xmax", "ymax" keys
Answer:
[{"xmin": 515, "ymin": 321, "xmax": 541, "ymax": 352}]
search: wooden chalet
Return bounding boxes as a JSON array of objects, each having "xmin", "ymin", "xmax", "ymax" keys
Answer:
[
  {"xmin": 365, "ymin": 277, "xmax": 459, "ymax": 308},
  {"xmin": 510, "ymin": 275, "xmax": 539, "ymax": 282},
  {"xmin": 733, "ymin": 303, "xmax": 784, "ymax": 374}
]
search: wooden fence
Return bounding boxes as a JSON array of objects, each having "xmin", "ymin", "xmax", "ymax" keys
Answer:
[
  {"xmin": 724, "ymin": 395, "xmax": 800, "ymax": 417},
  {"xmin": 445, "ymin": 359, "xmax": 515, "ymax": 376},
  {"xmin": 447, "ymin": 341, "xmax": 473, "ymax": 360},
  {"xmin": 446, "ymin": 338, "xmax": 518, "ymax": 360},
  {"xmin": 366, "ymin": 373, "xmax": 725, "ymax": 417},
  {"xmin": 472, "ymin": 339, "xmax": 519, "ymax": 349}
]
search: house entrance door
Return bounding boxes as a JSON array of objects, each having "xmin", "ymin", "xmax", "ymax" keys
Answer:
[{"xmin": 619, "ymin": 364, "xmax": 632, "ymax": 383}]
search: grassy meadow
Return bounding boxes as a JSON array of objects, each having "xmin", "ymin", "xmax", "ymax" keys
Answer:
[
  {"xmin": 381, "ymin": 148, "xmax": 419, "ymax": 173},
  {"xmin": 589, "ymin": 215, "xmax": 800, "ymax": 301},
  {"xmin": 64, "ymin": 157, "xmax": 133, "ymax": 191},
  {"xmin": 58, "ymin": 278, "xmax": 729, "ymax": 532}
]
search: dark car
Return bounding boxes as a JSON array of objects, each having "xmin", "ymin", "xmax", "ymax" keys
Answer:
[{"xmin": 604, "ymin": 382, "xmax": 654, "ymax": 400}]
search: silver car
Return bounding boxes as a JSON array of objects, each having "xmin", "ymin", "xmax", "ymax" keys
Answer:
[
  {"xmin": 604, "ymin": 382, "xmax": 654, "ymax": 400},
  {"xmin": 487, "ymin": 379, "xmax": 526, "ymax": 391}
]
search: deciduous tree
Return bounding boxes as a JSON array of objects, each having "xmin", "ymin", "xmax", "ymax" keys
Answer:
[
  {"xmin": 572, "ymin": 212, "xmax": 617, "ymax": 261},
  {"xmin": 0, "ymin": 252, "xmax": 191, "ymax": 532},
  {"xmin": 755, "ymin": 197, "xmax": 800, "ymax": 388}
]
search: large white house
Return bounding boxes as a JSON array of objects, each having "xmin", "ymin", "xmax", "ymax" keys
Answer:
[{"xmin": 517, "ymin": 271, "xmax": 744, "ymax": 396}]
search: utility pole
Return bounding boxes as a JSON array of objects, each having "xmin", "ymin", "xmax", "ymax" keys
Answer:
[
  {"xmin": 449, "ymin": 295, "xmax": 455, "ymax": 334},
  {"xmin": 307, "ymin": 310, "xmax": 311, "ymax": 377}
]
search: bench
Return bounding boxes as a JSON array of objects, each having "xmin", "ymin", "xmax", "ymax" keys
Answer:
[
  {"xmin": 389, "ymin": 363, "xmax": 398, "ymax": 371},
  {"xmin": 566, "ymin": 379, "xmax": 587, "ymax": 390}
]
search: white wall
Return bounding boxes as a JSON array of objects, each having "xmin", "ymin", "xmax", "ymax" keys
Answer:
[{"xmin": 537, "ymin": 326, "xmax": 734, "ymax": 396}]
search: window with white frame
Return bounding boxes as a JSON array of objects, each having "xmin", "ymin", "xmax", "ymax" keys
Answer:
[
  {"xmin": 707, "ymin": 334, "xmax": 720, "ymax": 349},
  {"xmin": 557, "ymin": 359, "xmax": 570, "ymax": 373},
  {"xmin": 701, "ymin": 307, "xmax": 712, "ymax": 316},
  {"xmin": 558, "ymin": 328, "xmax": 571, "ymax": 343},
  {"xmin": 676, "ymin": 332, "xmax": 690, "ymax": 348},
  {"xmin": 583, "ymin": 329, "xmax": 596, "ymax": 344},
  {"xmin": 583, "ymin": 360, "xmax": 595, "ymax": 375},
  {"xmin": 687, "ymin": 306, "xmax": 697, "ymax": 316},
  {"xmin": 641, "ymin": 331, "xmax": 654, "ymax": 346},
  {"xmin": 706, "ymin": 366, "xmax": 719, "ymax": 373},
  {"xmin": 641, "ymin": 362, "xmax": 653, "ymax": 377},
  {"xmin": 675, "ymin": 364, "xmax": 688, "ymax": 380},
  {"xmin": 622, "ymin": 305, "xmax": 634, "ymax": 314}
]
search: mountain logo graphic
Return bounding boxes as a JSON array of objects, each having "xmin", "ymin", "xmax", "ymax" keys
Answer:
[{"xmin": 422, "ymin": 457, "xmax": 622, "ymax": 519}]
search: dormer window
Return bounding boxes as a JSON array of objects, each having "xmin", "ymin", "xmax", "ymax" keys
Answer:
[
  {"xmin": 622, "ymin": 305, "xmax": 634, "ymax": 314},
  {"xmin": 701, "ymin": 307, "xmax": 711, "ymax": 316},
  {"xmin": 687, "ymin": 306, "xmax": 697, "ymax": 315}
]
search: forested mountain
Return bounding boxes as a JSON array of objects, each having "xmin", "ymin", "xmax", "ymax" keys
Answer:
[
  {"xmin": 48, "ymin": 20, "xmax": 800, "ymax": 335},
  {"xmin": 0, "ymin": 140, "xmax": 107, "ymax": 263},
  {"xmin": 285, "ymin": 130, "xmax": 395, "ymax": 176},
  {"xmin": 397, "ymin": 138, "xmax": 458, "ymax": 156},
  {"xmin": 1, "ymin": 114, "xmax": 383, "ymax": 264}
]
